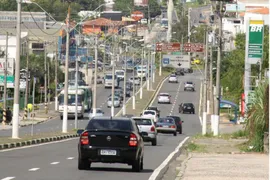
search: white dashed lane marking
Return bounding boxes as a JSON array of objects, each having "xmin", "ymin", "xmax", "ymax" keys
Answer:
[
  {"xmin": 28, "ymin": 168, "xmax": 40, "ymax": 171},
  {"xmin": 1, "ymin": 177, "xmax": 15, "ymax": 180},
  {"xmin": 169, "ymin": 82, "xmax": 182, "ymax": 116},
  {"xmin": 67, "ymin": 157, "xmax": 74, "ymax": 160},
  {"xmin": 50, "ymin": 162, "xmax": 60, "ymax": 165}
]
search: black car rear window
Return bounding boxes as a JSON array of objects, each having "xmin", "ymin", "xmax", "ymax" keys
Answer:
[
  {"xmin": 158, "ymin": 118, "xmax": 174, "ymax": 124},
  {"xmin": 133, "ymin": 118, "xmax": 152, "ymax": 125},
  {"xmin": 184, "ymin": 103, "xmax": 193, "ymax": 107},
  {"xmin": 167, "ymin": 116, "xmax": 181, "ymax": 122},
  {"xmin": 86, "ymin": 120, "xmax": 132, "ymax": 131}
]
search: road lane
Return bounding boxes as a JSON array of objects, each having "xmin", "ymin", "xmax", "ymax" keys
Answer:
[
  {"xmin": 0, "ymin": 73, "xmax": 133, "ymax": 137},
  {"xmin": 0, "ymin": 71, "xmax": 202, "ymax": 180}
]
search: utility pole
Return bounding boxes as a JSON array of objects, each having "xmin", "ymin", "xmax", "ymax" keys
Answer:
[
  {"xmin": 44, "ymin": 43, "xmax": 48, "ymax": 114},
  {"xmin": 132, "ymin": 54, "xmax": 136, "ymax": 110},
  {"xmin": 92, "ymin": 35, "xmax": 98, "ymax": 117},
  {"xmin": 75, "ymin": 35, "xmax": 79, "ymax": 128},
  {"xmin": 12, "ymin": 0, "xmax": 22, "ymax": 138},
  {"xmin": 62, "ymin": 2, "xmax": 71, "ymax": 133},
  {"xmin": 147, "ymin": 49, "xmax": 150, "ymax": 91},
  {"xmin": 24, "ymin": 47, "xmax": 29, "ymax": 118},
  {"xmin": 188, "ymin": 8, "xmax": 191, "ymax": 58},
  {"xmin": 159, "ymin": 51, "xmax": 162, "ymax": 76},
  {"xmin": 3, "ymin": 32, "xmax": 8, "ymax": 125},
  {"xmin": 213, "ymin": 1, "xmax": 223, "ymax": 136},
  {"xmin": 202, "ymin": 27, "xmax": 208, "ymax": 135},
  {"xmin": 111, "ymin": 35, "xmax": 116, "ymax": 117},
  {"xmin": 150, "ymin": 52, "xmax": 153, "ymax": 90},
  {"xmin": 209, "ymin": 44, "xmax": 214, "ymax": 132},
  {"xmin": 140, "ymin": 47, "xmax": 144, "ymax": 99},
  {"xmin": 122, "ymin": 44, "xmax": 128, "ymax": 116},
  {"xmin": 55, "ymin": 40, "xmax": 58, "ymax": 111},
  {"xmin": 152, "ymin": 52, "xmax": 155, "ymax": 83},
  {"xmin": 48, "ymin": 62, "xmax": 50, "ymax": 105}
]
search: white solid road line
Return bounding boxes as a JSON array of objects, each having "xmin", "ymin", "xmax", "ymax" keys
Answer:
[
  {"xmin": 0, "ymin": 138, "xmax": 78, "ymax": 153},
  {"xmin": 50, "ymin": 162, "xmax": 60, "ymax": 165},
  {"xmin": 28, "ymin": 168, "xmax": 40, "ymax": 171},
  {"xmin": 148, "ymin": 137, "xmax": 190, "ymax": 180},
  {"xmin": 67, "ymin": 157, "xmax": 74, "ymax": 160},
  {"xmin": 1, "ymin": 177, "xmax": 15, "ymax": 180}
]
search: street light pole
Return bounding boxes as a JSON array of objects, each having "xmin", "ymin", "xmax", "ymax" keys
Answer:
[
  {"xmin": 202, "ymin": 27, "xmax": 208, "ymax": 135},
  {"xmin": 44, "ymin": 43, "xmax": 48, "ymax": 114},
  {"xmin": 122, "ymin": 44, "xmax": 128, "ymax": 115},
  {"xmin": 188, "ymin": 8, "xmax": 191, "ymax": 58},
  {"xmin": 159, "ymin": 51, "xmax": 162, "ymax": 76},
  {"xmin": 213, "ymin": 2, "xmax": 223, "ymax": 136},
  {"xmin": 147, "ymin": 49, "xmax": 150, "ymax": 91},
  {"xmin": 92, "ymin": 35, "xmax": 98, "ymax": 117},
  {"xmin": 74, "ymin": 36, "xmax": 79, "ymax": 129},
  {"xmin": 12, "ymin": 0, "xmax": 22, "ymax": 138},
  {"xmin": 3, "ymin": 32, "xmax": 8, "ymax": 125},
  {"xmin": 62, "ymin": 2, "xmax": 71, "ymax": 133},
  {"xmin": 132, "ymin": 54, "xmax": 136, "ymax": 110},
  {"xmin": 140, "ymin": 47, "xmax": 144, "ymax": 99},
  {"xmin": 111, "ymin": 35, "xmax": 116, "ymax": 116},
  {"xmin": 55, "ymin": 40, "xmax": 58, "ymax": 111}
]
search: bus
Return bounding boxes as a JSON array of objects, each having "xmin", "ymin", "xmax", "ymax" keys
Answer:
[{"xmin": 58, "ymin": 86, "xmax": 92, "ymax": 119}]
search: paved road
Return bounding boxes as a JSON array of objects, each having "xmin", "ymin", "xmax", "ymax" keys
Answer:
[
  {"xmin": 0, "ymin": 73, "xmax": 133, "ymax": 137},
  {"xmin": 0, "ymin": 72, "xmax": 202, "ymax": 180}
]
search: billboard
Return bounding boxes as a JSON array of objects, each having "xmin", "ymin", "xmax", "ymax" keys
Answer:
[
  {"xmin": 162, "ymin": 55, "xmax": 191, "ymax": 68},
  {"xmin": 134, "ymin": 0, "xmax": 148, "ymax": 7},
  {"xmin": 0, "ymin": 58, "xmax": 14, "ymax": 75}
]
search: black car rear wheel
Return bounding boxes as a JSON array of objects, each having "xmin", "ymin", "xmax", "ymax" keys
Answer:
[
  {"xmin": 173, "ymin": 132, "xmax": 177, "ymax": 136},
  {"xmin": 132, "ymin": 155, "xmax": 142, "ymax": 172},
  {"xmin": 152, "ymin": 138, "xmax": 157, "ymax": 146},
  {"xmin": 78, "ymin": 158, "xmax": 91, "ymax": 170},
  {"xmin": 179, "ymin": 127, "xmax": 182, "ymax": 134}
]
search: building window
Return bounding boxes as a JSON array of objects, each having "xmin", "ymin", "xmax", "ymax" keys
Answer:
[{"xmin": 32, "ymin": 43, "xmax": 44, "ymax": 49}]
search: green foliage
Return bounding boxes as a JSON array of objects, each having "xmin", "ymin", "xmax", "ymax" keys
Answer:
[
  {"xmin": 191, "ymin": 25, "xmax": 206, "ymax": 43},
  {"xmin": 262, "ymin": 25, "xmax": 269, "ymax": 69},
  {"xmin": 245, "ymin": 81, "xmax": 269, "ymax": 152}
]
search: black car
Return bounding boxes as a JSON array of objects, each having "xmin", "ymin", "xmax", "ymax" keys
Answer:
[
  {"xmin": 166, "ymin": 116, "xmax": 184, "ymax": 134},
  {"xmin": 118, "ymin": 87, "xmax": 131, "ymax": 97},
  {"xmin": 126, "ymin": 81, "xmax": 133, "ymax": 91},
  {"xmin": 179, "ymin": 103, "xmax": 195, "ymax": 114},
  {"xmin": 175, "ymin": 68, "xmax": 184, "ymax": 76},
  {"xmin": 77, "ymin": 117, "xmax": 145, "ymax": 172},
  {"xmin": 146, "ymin": 106, "xmax": 160, "ymax": 117}
]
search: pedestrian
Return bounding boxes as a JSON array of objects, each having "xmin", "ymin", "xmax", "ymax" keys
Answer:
[{"xmin": 6, "ymin": 107, "xmax": 12, "ymax": 124}]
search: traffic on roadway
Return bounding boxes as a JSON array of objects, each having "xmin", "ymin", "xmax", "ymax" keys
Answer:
[{"xmin": 0, "ymin": 71, "xmax": 202, "ymax": 180}]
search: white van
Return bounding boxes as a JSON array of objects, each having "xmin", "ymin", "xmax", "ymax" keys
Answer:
[
  {"xmin": 104, "ymin": 74, "xmax": 119, "ymax": 88},
  {"xmin": 115, "ymin": 70, "xmax": 125, "ymax": 80}
]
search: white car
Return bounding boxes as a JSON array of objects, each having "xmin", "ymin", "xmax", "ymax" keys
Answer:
[
  {"xmin": 115, "ymin": 70, "xmax": 125, "ymax": 80},
  {"xmin": 157, "ymin": 93, "xmax": 171, "ymax": 104},
  {"xmin": 107, "ymin": 96, "xmax": 121, "ymax": 108},
  {"xmin": 168, "ymin": 74, "xmax": 178, "ymax": 83},
  {"xmin": 89, "ymin": 108, "xmax": 104, "ymax": 119},
  {"xmin": 129, "ymin": 77, "xmax": 140, "ymax": 85},
  {"xmin": 132, "ymin": 117, "xmax": 157, "ymax": 146},
  {"xmin": 184, "ymin": 81, "xmax": 195, "ymax": 91},
  {"xmin": 140, "ymin": 110, "xmax": 158, "ymax": 123},
  {"xmin": 137, "ymin": 69, "xmax": 147, "ymax": 81}
]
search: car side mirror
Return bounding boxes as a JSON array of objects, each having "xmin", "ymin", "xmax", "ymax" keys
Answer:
[{"xmin": 77, "ymin": 129, "xmax": 84, "ymax": 135}]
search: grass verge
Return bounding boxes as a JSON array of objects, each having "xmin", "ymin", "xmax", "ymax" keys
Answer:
[
  {"xmin": 193, "ymin": 130, "xmax": 247, "ymax": 140},
  {"xmin": 0, "ymin": 131, "xmax": 76, "ymax": 145},
  {"xmin": 186, "ymin": 142, "xmax": 207, "ymax": 153}
]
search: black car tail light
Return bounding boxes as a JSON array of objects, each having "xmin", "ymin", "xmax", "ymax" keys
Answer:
[
  {"xmin": 129, "ymin": 133, "xmax": 138, "ymax": 147},
  {"xmin": 80, "ymin": 132, "xmax": 89, "ymax": 145}
]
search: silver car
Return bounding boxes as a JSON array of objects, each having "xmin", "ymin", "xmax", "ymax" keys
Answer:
[
  {"xmin": 168, "ymin": 74, "xmax": 178, "ymax": 83},
  {"xmin": 89, "ymin": 108, "xmax": 104, "ymax": 119},
  {"xmin": 132, "ymin": 117, "xmax": 157, "ymax": 146},
  {"xmin": 129, "ymin": 77, "xmax": 140, "ymax": 85},
  {"xmin": 107, "ymin": 96, "xmax": 121, "ymax": 108},
  {"xmin": 157, "ymin": 93, "xmax": 171, "ymax": 104}
]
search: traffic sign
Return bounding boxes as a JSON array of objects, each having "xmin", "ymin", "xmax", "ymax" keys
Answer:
[
  {"xmin": 0, "ymin": 75, "xmax": 14, "ymax": 88},
  {"xmin": 156, "ymin": 43, "xmax": 181, "ymax": 52},
  {"xmin": 183, "ymin": 43, "xmax": 204, "ymax": 52},
  {"xmin": 247, "ymin": 20, "xmax": 264, "ymax": 64},
  {"xmin": 162, "ymin": 55, "xmax": 190, "ymax": 68}
]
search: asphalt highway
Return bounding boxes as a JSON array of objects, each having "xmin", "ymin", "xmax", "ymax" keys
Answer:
[
  {"xmin": 0, "ymin": 72, "xmax": 202, "ymax": 180},
  {"xmin": 0, "ymin": 73, "xmax": 133, "ymax": 137}
]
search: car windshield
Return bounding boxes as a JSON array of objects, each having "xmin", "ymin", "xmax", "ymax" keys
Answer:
[
  {"xmin": 108, "ymin": 97, "xmax": 119, "ymax": 101},
  {"xmin": 59, "ymin": 94, "xmax": 82, "ymax": 105},
  {"xmin": 184, "ymin": 103, "xmax": 193, "ymax": 107},
  {"xmin": 186, "ymin": 82, "xmax": 193, "ymax": 84},
  {"xmin": 147, "ymin": 107, "xmax": 157, "ymax": 111},
  {"xmin": 133, "ymin": 118, "xmax": 152, "ymax": 126},
  {"xmin": 170, "ymin": 75, "xmax": 176, "ymax": 77},
  {"xmin": 105, "ymin": 75, "xmax": 116, "ymax": 79},
  {"xmin": 90, "ymin": 109, "xmax": 103, "ymax": 113},
  {"xmin": 143, "ymin": 111, "xmax": 155, "ymax": 115},
  {"xmin": 87, "ymin": 119, "xmax": 132, "ymax": 131},
  {"xmin": 167, "ymin": 116, "xmax": 180, "ymax": 122},
  {"xmin": 158, "ymin": 118, "xmax": 174, "ymax": 124},
  {"xmin": 116, "ymin": 71, "xmax": 124, "ymax": 75},
  {"xmin": 160, "ymin": 94, "xmax": 169, "ymax": 97}
]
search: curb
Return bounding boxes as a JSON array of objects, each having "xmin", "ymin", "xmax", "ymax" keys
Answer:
[
  {"xmin": 149, "ymin": 137, "xmax": 190, "ymax": 180},
  {"xmin": 175, "ymin": 153, "xmax": 192, "ymax": 180},
  {"xmin": 0, "ymin": 134, "xmax": 80, "ymax": 150}
]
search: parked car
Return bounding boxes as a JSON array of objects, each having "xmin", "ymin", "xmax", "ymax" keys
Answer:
[
  {"xmin": 132, "ymin": 117, "xmax": 157, "ymax": 146},
  {"xmin": 156, "ymin": 117, "xmax": 177, "ymax": 136},
  {"xmin": 166, "ymin": 116, "xmax": 184, "ymax": 134},
  {"xmin": 157, "ymin": 93, "xmax": 171, "ymax": 104},
  {"xmin": 179, "ymin": 103, "xmax": 195, "ymax": 114},
  {"xmin": 77, "ymin": 117, "xmax": 145, "ymax": 172}
]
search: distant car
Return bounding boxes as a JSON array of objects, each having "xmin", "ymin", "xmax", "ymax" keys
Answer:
[
  {"xmin": 92, "ymin": 75, "xmax": 103, "ymax": 84},
  {"xmin": 156, "ymin": 117, "xmax": 177, "ymax": 136},
  {"xmin": 175, "ymin": 68, "xmax": 184, "ymax": 76},
  {"xmin": 168, "ymin": 74, "xmax": 178, "ymax": 83},
  {"xmin": 109, "ymin": 90, "xmax": 123, "ymax": 101},
  {"xmin": 118, "ymin": 87, "xmax": 131, "ymax": 97},
  {"xmin": 132, "ymin": 117, "xmax": 157, "ymax": 146},
  {"xmin": 179, "ymin": 103, "xmax": 195, "ymax": 114},
  {"xmin": 107, "ymin": 97, "xmax": 121, "ymax": 108},
  {"xmin": 77, "ymin": 117, "xmax": 144, "ymax": 172},
  {"xmin": 126, "ymin": 81, "xmax": 133, "ymax": 91},
  {"xmin": 129, "ymin": 77, "xmax": 140, "ymax": 86},
  {"xmin": 184, "ymin": 81, "xmax": 195, "ymax": 91},
  {"xmin": 89, "ymin": 108, "xmax": 104, "ymax": 118},
  {"xmin": 141, "ymin": 110, "xmax": 158, "ymax": 124},
  {"xmin": 146, "ymin": 106, "xmax": 160, "ymax": 117},
  {"xmin": 157, "ymin": 93, "xmax": 171, "ymax": 104},
  {"xmin": 166, "ymin": 116, "xmax": 183, "ymax": 134},
  {"xmin": 115, "ymin": 70, "xmax": 125, "ymax": 80}
]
